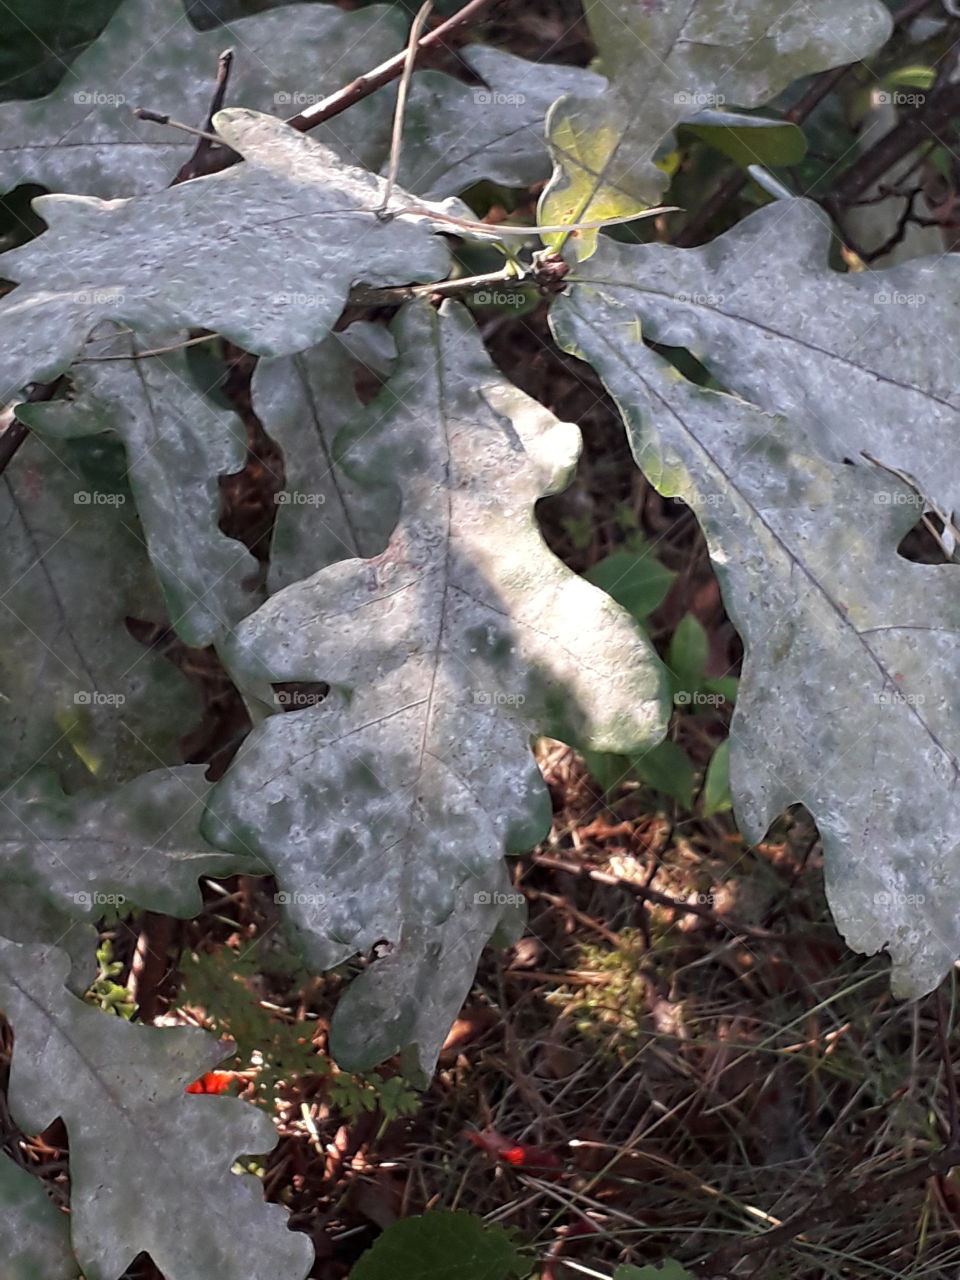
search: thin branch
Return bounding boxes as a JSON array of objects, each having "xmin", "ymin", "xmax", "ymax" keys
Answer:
[
  {"xmin": 174, "ymin": 47, "xmax": 238, "ymax": 183},
  {"xmin": 379, "ymin": 0, "xmax": 433, "ymax": 214}
]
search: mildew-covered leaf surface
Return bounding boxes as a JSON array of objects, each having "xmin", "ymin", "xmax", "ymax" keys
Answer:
[
  {"xmin": 540, "ymin": 0, "xmax": 892, "ymax": 257},
  {"xmin": 204, "ymin": 302, "xmax": 668, "ymax": 1075},
  {"xmin": 0, "ymin": 937, "xmax": 313, "ymax": 1280},
  {"xmin": 554, "ymin": 254, "xmax": 960, "ymax": 999}
]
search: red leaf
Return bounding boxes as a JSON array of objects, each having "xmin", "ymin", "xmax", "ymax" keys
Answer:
[
  {"xmin": 465, "ymin": 1128, "xmax": 562, "ymax": 1176},
  {"xmin": 185, "ymin": 1070, "xmax": 235, "ymax": 1095}
]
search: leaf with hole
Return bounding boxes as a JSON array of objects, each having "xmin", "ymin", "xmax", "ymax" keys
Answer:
[
  {"xmin": 554, "ymin": 252, "xmax": 960, "ymax": 998},
  {"xmin": 203, "ymin": 301, "xmax": 668, "ymax": 1076}
]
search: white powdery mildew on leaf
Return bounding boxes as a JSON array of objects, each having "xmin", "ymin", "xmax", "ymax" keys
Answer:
[
  {"xmin": 20, "ymin": 325, "xmax": 258, "ymax": 647},
  {"xmin": 555, "ymin": 271, "xmax": 960, "ymax": 999},
  {"xmin": 0, "ymin": 109, "xmax": 457, "ymax": 403},
  {"xmin": 0, "ymin": 937, "xmax": 313, "ymax": 1280},
  {"xmin": 203, "ymin": 302, "xmax": 668, "ymax": 1075},
  {"xmin": 0, "ymin": 0, "xmax": 407, "ymax": 196},
  {"xmin": 540, "ymin": 0, "xmax": 892, "ymax": 256},
  {"xmin": 0, "ymin": 1154, "xmax": 79, "ymax": 1280},
  {"xmin": 570, "ymin": 198, "xmax": 960, "ymax": 520}
]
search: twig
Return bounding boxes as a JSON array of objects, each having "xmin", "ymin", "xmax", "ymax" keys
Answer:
[
  {"xmin": 285, "ymin": 0, "xmax": 498, "ymax": 134},
  {"xmin": 174, "ymin": 47, "xmax": 238, "ymax": 183},
  {"xmin": 0, "ymin": 379, "xmax": 64, "ymax": 479},
  {"xmin": 379, "ymin": 0, "xmax": 433, "ymax": 215}
]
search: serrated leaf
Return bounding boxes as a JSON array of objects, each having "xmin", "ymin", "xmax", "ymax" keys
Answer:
[
  {"xmin": 0, "ymin": 0, "xmax": 407, "ymax": 196},
  {"xmin": 0, "ymin": 431, "xmax": 197, "ymax": 788},
  {"xmin": 539, "ymin": 0, "xmax": 891, "ymax": 257},
  {"xmin": 251, "ymin": 326, "xmax": 399, "ymax": 593},
  {"xmin": 19, "ymin": 325, "xmax": 258, "ymax": 646},
  {"xmin": 585, "ymin": 546, "xmax": 674, "ymax": 620},
  {"xmin": 580, "ymin": 198, "xmax": 960, "ymax": 517},
  {"xmin": 0, "ymin": 1153, "xmax": 80, "ymax": 1280},
  {"xmin": 398, "ymin": 46, "xmax": 604, "ymax": 199},
  {"xmin": 0, "ymin": 108, "xmax": 457, "ymax": 404},
  {"xmin": 203, "ymin": 301, "xmax": 668, "ymax": 1074},
  {"xmin": 554, "ymin": 263, "xmax": 960, "ymax": 998},
  {"xmin": 351, "ymin": 1210, "xmax": 528, "ymax": 1280},
  {"xmin": 0, "ymin": 765, "xmax": 257, "ymax": 925},
  {"xmin": 0, "ymin": 936, "xmax": 313, "ymax": 1280}
]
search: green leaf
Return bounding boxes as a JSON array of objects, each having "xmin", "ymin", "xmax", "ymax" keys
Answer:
[
  {"xmin": 585, "ymin": 546, "xmax": 674, "ymax": 620},
  {"xmin": 668, "ymin": 613, "xmax": 709, "ymax": 699},
  {"xmin": 702, "ymin": 740, "xmax": 733, "ymax": 817},
  {"xmin": 351, "ymin": 1210, "xmax": 528, "ymax": 1280},
  {"xmin": 0, "ymin": 108, "xmax": 457, "ymax": 404},
  {"xmin": 203, "ymin": 302, "xmax": 668, "ymax": 1076},
  {"xmin": 19, "ymin": 325, "xmax": 258, "ymax": 646},
  {"xmin": 631, "ymin": 739, "xmax": 696, "ymax": 808},
  {"xmin": 539, "ymin": 0, "xmax": 891, "ymax": 257},
  {"xmin": 0, "ymin": 431, "xmax": 197, "ymax": 789},
  {"xmin": 0, "ymin": 0, "xmax": 407, "ymax": 196},
  {"xmin": 679, "ymin": 110, "xmax": 807, "ymax": 168},
  {"xmin": 0, "ymin": 765, "xmax": 257, "ymax": 925},
  {"xmin": 553, "ymin": 258, "xmax": 960, "ymax": 999},
  {"xmin": 251, "ymin": 326, "xmax": 399, "ymax": 593},
  {"xmin": 0, "ymin": 1153, "xmax": 80, "ymax": 1280},
  {"xmin": 0, "ymin": 936, "xmax": 313, "ymax": 1280},
  {"xmin": 584, "ymin": 198, "xmax": 959, "ymax": 518}
]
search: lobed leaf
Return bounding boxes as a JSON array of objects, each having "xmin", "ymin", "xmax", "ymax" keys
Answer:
[
  {"xmin": 0, "ymin": 936, "xmax": 313, "ymax": 1280},
  {"xmin": 570, "ymin": 198, "xmax": 960, "ymax": 519},
  {"xmin": 0, "ymin": 431, "xmax": 197, "ymax": 789},
  {"xmin": 19, "ymin": 325, "xmax": 258, "ymax": 646},
  {"xmin": 554, "ymin": 259, "xmax": 960, "ymax": 998},
  {"xmin": 0, "ymin": 1153, "xmax": 80, "ymax": 1280},
  {"xmin": 0, "ymin": 0, "xmax": 407, "ymax": 196},
  {"xmin": 0, "ymin": 108, "xmax": 457, "ymax": 405},
  {"xmin": 539, "ymin": 0, "xmax": 892, "ymax": 257},
  {"xmin": 203, "ymin": 302, "xmax": 668, "ymax": 1075}
]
